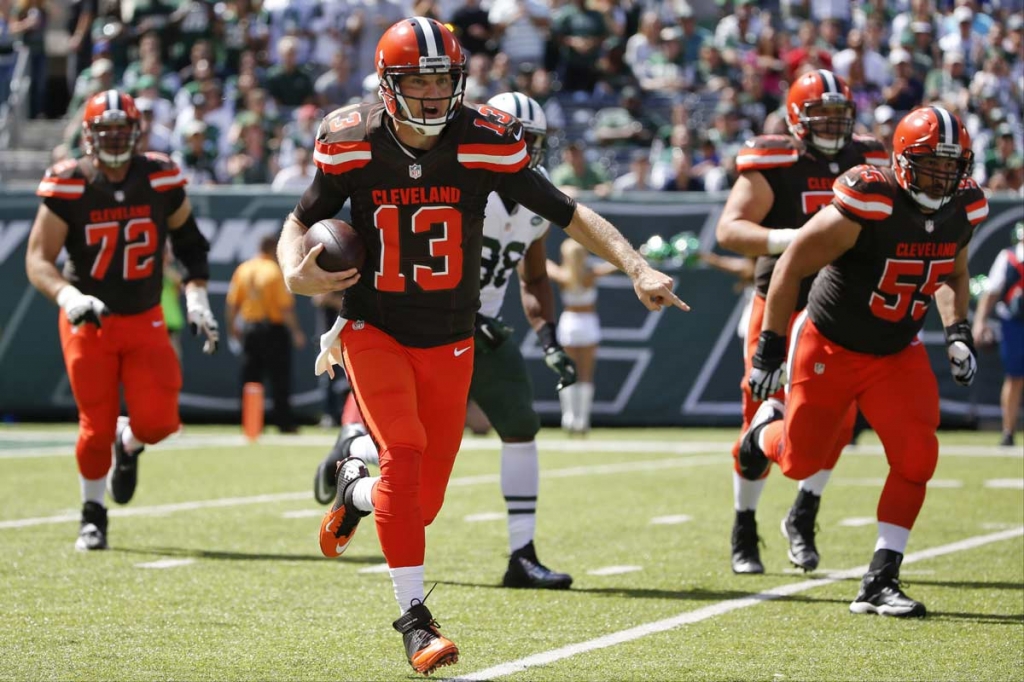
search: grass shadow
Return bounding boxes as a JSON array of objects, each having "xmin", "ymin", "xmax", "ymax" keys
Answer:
[{"xmin": 114, "ymin": 545, "xmax": 386, "ymax": 564}]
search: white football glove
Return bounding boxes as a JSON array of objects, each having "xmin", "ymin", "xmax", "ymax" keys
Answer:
[
  {"xmin": 315, "ymin": 316, "xmax": 347, "ymax": 379},
  {"xmin": 748, "ymin": 331, "xmax": 788, "ymax": 402},
  {"xmin": 944, "ymin": 322, "xmax": 977, "ymax": 387},
  {"xmin": 185, "ymin": 287, "xmax": 220, "ymax": 354},
  {"xmin": 56, "ymin": 285, "xmax": 109, "ymax": 327}
]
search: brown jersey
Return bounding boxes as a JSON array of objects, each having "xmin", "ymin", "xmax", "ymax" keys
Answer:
[
  {"xmin": 807, "ymin": 166, "xmax": 988, "ymax": 355},
  {"xmin": 293, "ymin": 102, "xmax": 577, "ymax": 348},
  {"xmin": 37, "ymin": 153, "xmax": 187, "ymax": 315},
  {"xmin": 736, "ymin": 134, "xmax": 888, "ymax": 309}
]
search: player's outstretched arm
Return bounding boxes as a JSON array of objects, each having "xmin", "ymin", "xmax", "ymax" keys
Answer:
[
  {"xmin": 278, "ymin": 213, "xmax": 360, "ymax": 297},
  {"xmin": 565, "ymin": 203, "xmax": 689, "ymax": 312},
  {"xmin": 715, "ymin": 171, "xmax": 789, "ymax": 257}
]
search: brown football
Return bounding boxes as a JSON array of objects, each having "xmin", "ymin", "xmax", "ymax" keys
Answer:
[{"xmin": 303, "ymin": 219, "xmax": 366, "ymax": 272}]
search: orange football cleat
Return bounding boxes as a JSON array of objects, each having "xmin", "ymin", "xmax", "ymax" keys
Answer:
[{"xmin": 318, "ymin": 457, "xmax": 370, "ymax": 558}]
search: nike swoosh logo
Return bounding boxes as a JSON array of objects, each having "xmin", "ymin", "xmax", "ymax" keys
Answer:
[
  {"xmin": 152, "ymin": 320, "xmax": 164, "ymax": 328},
  {"xmin": 454, "ymin": 346, "xmax": 471, "ymax": 357},
  {"xmin": 843, "ymin": 176, "xmax": 858, "ymax": 187},
  {"xmin": 513, "ymin": 127, "xmax": 523, "ymax": 141}
]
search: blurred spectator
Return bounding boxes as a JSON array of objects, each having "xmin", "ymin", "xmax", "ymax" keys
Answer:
[
  {"xmin": 594, "ymin": 85, "xmax": 664, "ymax": 147},
  {"xmin": 634, "ymin": 25, "xmax": 690, "ymax": 94},
  {"xmin": 611, "ymin": 149, "xmax": 655, "ymax": 192},
  {"xmin": 832, "ymin": 27, "xmax": 890, "ymax": 89},
  {"xmin": 135, "ymin": 96, "xmax": 172, "ymax": 154},
  {"xmin": 925, "ymin": 49, "xmax": 970, "ymax": 111},
  {"xmin": 525, "ymin": 67, "xmax": 565, "ymax": 135},
  {"xmin": 315, "ymin": 50, "xmax": 357, "ymax": 109},
  {"xmin": 737, "ymin": 66, "xmax": 779, "ymax": 135},
  {"xmin": 661, "ymin": 149, "xmax": 704, "ymax": 192},
  {"xmin": 984, "ymin": 129, "xmax": 1024, "ymax": 192},
  {"xmin": 624, "ymin": 10, "xmax": 661, "ymax": 72},
  {"xmin": 882, "ymin": 48, "xmax": 924, "ymax": 115},
  {"xmin": 464, "ymin": 52, "xmax": 495, "ymax": 103},
  {"xmin": 673, "ymin": 1, "xmax": 711, "ymax": 65},
  {"xmin": 220, "ymin": 0, "xmax": 271, "ymax": 75},
  {"xmin": 552, "ymin": 0, "xmax": 609, "ymax": 93},
  {"xmin": 90, "ymin": 0, "xmax": 129, "ymax": 77},
  {"xmin": 68, "ymin": 55, "xmax": 115, "ymax": 114},
  {"xmin": 10, "ymin": 0, "xmax": 46, "ymax": 118},
  {"xmin": 551, "ymin": 141, "xmax": 612, "ymax": 198},
  {"xmin": 225, "ymin": 112, "xmax": 276, "ymax": 184},
  {"xmin": 66, "ymin": 0, "xmax": 96, "ymax": 93},
  {"xmin": 345, "ymin": 0, "xmax": 407, "ymax": 86},
  {"xmin": 450, "ymin": 0, "xmax": 495, "ymax": 57},
  {"xmin": 871, "ymin": 104, "xmax": 897, "ymax": 154},
  {"xmin": 172, "ymin": 120, "xmax": 219, "ymax": 185},
  {"xmin": 907, "ymin": 21, "xmax": 938, "ymax": 81},
  {"xmin": 784, "ymin": 21, "xmax": 834, "ymax": 81},
  {"xmin": 845, "ymin": 58, "xmax": 883, "ymax": 130},
  {"xmin": 488, "ymin": 0, "xmax": 551, "ymax": 72},
  {"xmin": 743, "ymin": 26, "xmax": 785, "ymax": 99},
  {"xmin": 264, "ymin": 0, "xmax": 318, "ymax": 66},
  {"xmin": 169, "ymin": 0, "xmax": 217, "ymax": 72},
  {"xmin": 266, "ymin": 36, "xmax": 315, "ymax": 111},
  {"xmin": 714, "ymin": 0, "xmax": 762, "ymax": 67},
  {"xmin": 272, "ymin": 146, "xmax": 316, "ymax": 191},
  {"xmin": 0, "ymin": 0, "xmax": 15, "ymax": 106},
  {"xmin": 938, "ymin": 5, "xmax": 983, "ymax": 75},
  {"xmin": 277, "ymin": 102, "xmax": 318, "ymax": 168}
]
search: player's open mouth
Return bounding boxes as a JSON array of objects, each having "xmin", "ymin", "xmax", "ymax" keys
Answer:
[{"xmin": 423, "ymin": 105, "xmax": 441, "ymax": 116}]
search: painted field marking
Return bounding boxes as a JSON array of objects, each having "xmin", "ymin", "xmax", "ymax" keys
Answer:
[
  {"xmin": 447, "ymin": 527, "xmax": 1024, "ymax": 682},
  {"xmin": 282, "ymin": 509, "xmax": 322, "ymax": 519},
  {"xmin": 357, "ymin": 563, "xmax": 391, "ymax": 575},
  {"xmin": 985, "ymin": 479, "xmax": 1024, "ymax": 489},
  {"xmin": 464, "ymin": 512, "xmax": 504, "ymax": 523},
  {"xmin": 838, "ymin": 517, "xmax": 876, "ymax": 527},
  {"xmin": 0, "ymin": 455, "xmax": 719, "ymax": 531},
  {"xmin": 587, "ymin": 566, "xmax": 642, "ymax": 576},
  {"xmin": 136, "ymin": 558, "xmax": 195, "ymax": 570},
  {"xmin": 650, "ymin": 515, "xmax": 692, "ymax": 525}
]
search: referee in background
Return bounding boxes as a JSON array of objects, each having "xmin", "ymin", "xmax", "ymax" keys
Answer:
[{"xmin": 226, "ymin": 235, "xmax": 307, "ymax": 433}]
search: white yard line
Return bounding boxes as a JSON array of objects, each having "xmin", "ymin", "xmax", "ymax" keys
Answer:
[
  {"xmin": 447, "ymin": 527, "xmax": 1024, "ymax": 682},
  {"xmin": 135, "ymin": 558, "xmax": 195, "ymax": 569},
  {"xmin": 0, "ymin": 455, "xmax": 719, "ymax": 531}
]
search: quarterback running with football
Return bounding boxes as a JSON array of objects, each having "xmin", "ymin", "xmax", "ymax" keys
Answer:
[
  {"xmin": 25, "ymin": 90, "xmax": 219, "ymax": 551},
  {"xmin": 714, "ymin": 70, "xmax": 888, "ymax": 574},
  {"xmin": 740, "ymin": 106, "xmax": 987, "ymax": 617},
  {"xmin": 277, "ymin": 18, "xmax": 686, "ymax": 675},
  {"xmin": 313, "ymin": 91, "xmax": 577, "ymax": 592}
]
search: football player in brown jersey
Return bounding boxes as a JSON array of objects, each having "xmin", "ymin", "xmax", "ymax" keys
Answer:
[
  {"xmin": 715, "ymin": 70, "xmax": 889, "ymax": 575},
  {"xmin": 275, "ymin": 18, "xmax": 687, "ymax": 675},
  {"xmin": 25, "ymin": 90, "xmax": 219, "ymax": 552},
  {"xmin": 742, "ymin": 106, "xmax": 987, "ymax": 617}
]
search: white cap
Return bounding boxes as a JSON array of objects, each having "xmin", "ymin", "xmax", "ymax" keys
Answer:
[
  {"xmin": 953, "ymin": 6, "xmax": 974, "ymax": 23},
  {"xmin": 889, "ymin": 49, "xmax": 912, "ymax": 65},
  {"xmin": 874, "ymin": 105, "xmax": 895, "ymax": 125}
]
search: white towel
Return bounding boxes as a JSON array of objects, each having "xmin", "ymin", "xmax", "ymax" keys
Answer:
[{"xmin": 315, "ymin": 317, "xmax": 348, "ymax": 379}]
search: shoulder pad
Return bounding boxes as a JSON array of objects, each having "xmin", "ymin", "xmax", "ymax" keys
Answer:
[
  {"xmin": 314, "ymin": 103, "xmax": 374, "ymax": 175},
  {"xmin": 36, "ymin": 159, "xmax": 85, "ymax": 199},
  {"xmin": 832, "ymin": 165, "xmax": 896, "ymax": 221},
  {"xmin": 143, "ymin": 152, "xmax": 187, "ymax": 192},
  {"xmin": 851, "ymin": 135, "xmax": 889, "ymax": 167},
  {"xmin": 735, "ymin": 135, "xmax": 800, "ymax": 172},
  {"xmin": 457, "ymin": 105, "xmax": 529, "ymax": 173},
  {"xmin": 958, "ymin": 178, "xmax": 989, "ymax": 227}
]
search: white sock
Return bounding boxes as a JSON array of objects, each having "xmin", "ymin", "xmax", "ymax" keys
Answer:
[
  {"xmin": 732, "ymin": 471, "xmax": 766, "ymax": 511},
  {"xmin": 350, "ymin": 476, "xmax": 377, "ymax": 513},
  {"xmin": 350, "ymin": 434, "xmax": 379, "ymax": 467},
  {"xmin": 122, "ymin": 423, "xmax": 144, "ymax": 452},
  {"xmin": 559, "ymin": 384, "xmax": 577, "ymax": 430},
  {"xmin": 798, "ymin": 469, "xmax": 832, "ymax": 496},
  {"xmin": 576, "ymin": 382, "xmax": 594, "ymax": 431},
  {"xmin": 501, "ymin": 441, "xmax": 539, "ymax": 553},
  {"xmin": 875, "ymin": 521, "xmax": 911, "ymax": 554},
  {"xmin": 80, "ymin": 476, "xmax": 106, "ymax": 506},
  {"xmin": 390, "ymin": 565, "xmax": 425, "ymax": 615}
]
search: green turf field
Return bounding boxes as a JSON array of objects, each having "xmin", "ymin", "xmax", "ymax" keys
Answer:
[{"xmin": 1, "ymin": 426, "xmax": 1021, "ymax": 681}]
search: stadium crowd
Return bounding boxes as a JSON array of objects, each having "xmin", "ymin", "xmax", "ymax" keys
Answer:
[{"xmin": 3, "ymin": 0, "xmax": 1022, "ymax": 192}]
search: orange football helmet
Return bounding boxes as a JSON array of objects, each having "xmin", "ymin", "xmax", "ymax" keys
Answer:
[
  {"xmin": 375, "ymin": 17, "xmax": 466, "ymax": 137},
  {"xmin": 785, "ymin": 70, "xmax": 856, "ymax": 155},
  {"xmin": 82, "ymin": 89, "xmax": 141, "ymax": 168},
  {"xmin": 892, "ymin": 106, "xmax": 973, "ymax": 211}
]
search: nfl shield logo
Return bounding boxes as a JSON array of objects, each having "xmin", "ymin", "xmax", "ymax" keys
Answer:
[
  {"xmin": 814, "ymin": 362, "xmax": 825, "ymax": 375},
  {"xmin": 925, "ymin": 219, "xmax": 935, "ymax": 233},
  {"xmin": 114, "ymin": 190, "xmax": 125, "ymax": 202},
  {"xmin": 829, "ymin": 162, "xmax": 839, "ymax": 174},
  {"xmin": 353, "ymin": 320, "xmax": 365, "ymax": 330},
  {"xmin": 409, "ymin": 164, "xmax": 422, "ymax": 179}
]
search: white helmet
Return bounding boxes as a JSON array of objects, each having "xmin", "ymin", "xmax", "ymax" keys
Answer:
[{"xmin": 486, "ymin": 91, "xmax": 548, "ymax": 169}]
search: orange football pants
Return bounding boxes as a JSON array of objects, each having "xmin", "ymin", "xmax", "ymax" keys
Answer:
[
  {"xmin": 731, "ymin": 294, "xmax": 854, "ymax": 477},
  {"xmin": 761, "ymin": 315, "xmax": 940, "ymax": 530},
  {"xmin": 340, "ymin": 322, "xmax": 474, "ymax": 569},
  {"xmin": 58, "ymin": 305, "xmax": 181, "ymax": 481}
]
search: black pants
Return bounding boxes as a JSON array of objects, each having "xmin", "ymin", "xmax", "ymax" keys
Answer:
[{"xmin": 242, "ymin": 323, "xmax": 294, "ymax": 431}]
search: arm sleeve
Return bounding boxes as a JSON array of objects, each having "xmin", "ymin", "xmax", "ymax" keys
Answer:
[
  {"xmin": 293, "ymin": 169, "xmax": 350, "ymax": 227},
  {"xmin": 496, "ymin": 167, "xmax": 577, "ymax": 229}
]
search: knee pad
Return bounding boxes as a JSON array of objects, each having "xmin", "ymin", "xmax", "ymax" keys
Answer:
[
  {"xmin": 890, "ymin": 433, "xmax": 938, "ymax": 485},
  {"xmin": 76, "ymin": 430, "xmax": 115, "ymax": 480}
]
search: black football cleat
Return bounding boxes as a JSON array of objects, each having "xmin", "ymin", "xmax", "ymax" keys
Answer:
[
  {"xmin": 502, "ymin": 541, "xmax": 573, "ymax": 589},
  {"xmin": 393, "ymin": 601, "xmax": 459, "ymax": 676},
  {"xmin": 731, "ymin": 509, "xmax": 764, "ymax": 574},
  {"xmin": 318, "ymin": 457, "xmax": 370, "ymax": 558},
  {"xmin": 75, "ymin": 501, "xmax": 108, "ymax": 551},
  {"xmin": 108, "ymin": 416, "xmax": 143, "ymax": 505},
  {"xmin": 781, "ymin": 489, "xmax": 821, "ymax": 571},
  {"xmin": 314, "ymin": 423, "xmax": 368, "ymax": 505},
  {"xmin": 738, "ymin": 399, "xmax": 783, "ymax": 481},
  {"xmin": 849, "ymin": 549, "xmax": 926, "ymax": 618}
]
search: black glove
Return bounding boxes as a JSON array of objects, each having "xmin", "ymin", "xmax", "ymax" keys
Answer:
[
  {"xmin": 944, "ymin": 321, "xmax": 977, "ymax": 387},
  {"xmin": 538, "ymin": 322, "xmax": 577, "ymax": 391},
  {"xmin": 474, "ymin": 313, "xmax": 513, "ymax": 352},
  {"xmin": 749, "ymin": 330, "xmax": 787, "ymax": 401}
]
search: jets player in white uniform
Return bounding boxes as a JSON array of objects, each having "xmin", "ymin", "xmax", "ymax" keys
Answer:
[{"xmin": 313, "ymin": 92, "xmax": 578, "ymax": 589}]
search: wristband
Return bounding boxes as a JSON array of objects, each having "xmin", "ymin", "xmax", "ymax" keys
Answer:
[
  {"xmin": 537, "ymin": 321, "xmax": 558, "ymax": 351},
  {"xmin": 56, "ymin": 284, "xmax": 82, "ymax": 307},
  {"xmin": 766, "ymin": 229, "xmax": 798, "ymax": 255}
]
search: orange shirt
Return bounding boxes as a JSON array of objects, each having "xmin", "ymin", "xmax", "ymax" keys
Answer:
[{"xmin": 226, "ymin": 254, "xmax": 294, "ymax": 324}]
